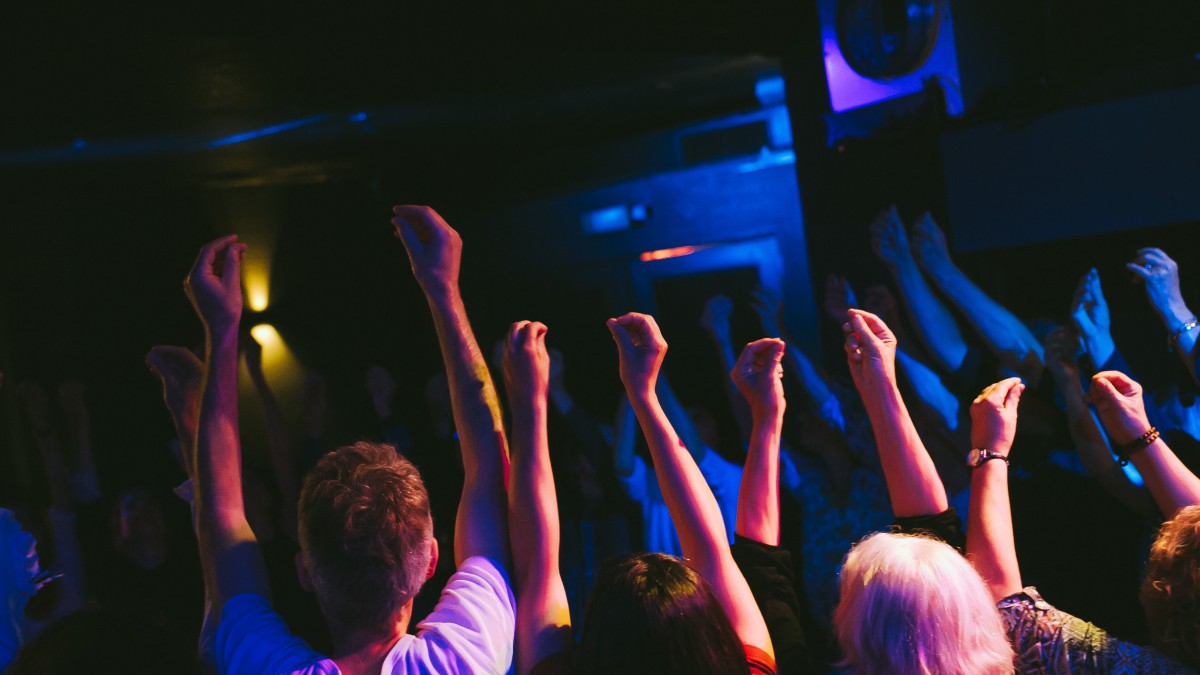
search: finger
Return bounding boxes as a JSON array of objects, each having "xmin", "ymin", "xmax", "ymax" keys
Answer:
[
  {"xmin": 987, "ymin": 377, "xmax": 1023, "ymax": 405},
  {"xmin": 1095, "ymin": 370, "xmax": 1140, "ymax": 396},
  {"xmin": 1125, "ymin": 262, "xmax": 1151, "ymax": 281},
  {"xmin": 392, "ymin": 216, "xmax": 424, "ymax": 255},
  {"xmin": 191, "ymin": 234, "xmax": 239, "ymax": 279},
  {"xmin": 532, "ymin": 322, "xmax": 548, "ymax": 343},
  {"xmin": 848, "ymin": 310, "xmax": 881, "ymax": 351},
  {"xmin": 1089, "ymin": 374, "xmax": 1118, "ymax": 403},
  {"xmin": 507, "ymin": 321, "xmax": 524, "ymax": 350},
  {"xmin": 607, "ymin": 318, "xmax": 634, "ymax": 354},
  {"xmin": 222, "ymin": 242, "xmax": 245, "ymax": 291},
  {"xmin": 1003, "ymin": 381, "xmax": 1025, "ymax": 409},
  {"xmin": 392, "ymin": 205, "xmax": 448, "ymax": 243}
]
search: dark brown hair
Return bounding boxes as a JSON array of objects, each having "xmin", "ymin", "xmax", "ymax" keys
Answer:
[
  {"xmin": 576, "ymin": 553, "xmax": 749, "ymax": 675},
  {"xmin": 298, "ymin": 441, "xmax": 432, "ymax": 630}
]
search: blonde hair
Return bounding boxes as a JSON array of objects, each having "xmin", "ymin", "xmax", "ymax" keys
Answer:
[
  {"xmin": 1142, "ymin": 504, "xmax": 1200, "ymax": 669},
  {"xmin": 834, "ymin": 532, "xmax": 1013, "ymax": 675}
]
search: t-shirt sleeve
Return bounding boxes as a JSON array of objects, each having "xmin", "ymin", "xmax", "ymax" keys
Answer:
[
  {"xmin": 394, "ymin": 556, "xmax": 516, "ymax": 674},
  {"xmin": 216, "ymin": 594, "xmax": 337, "ymax": 675},
  {"xmin": 891, "ymin": 508, "xmax": 965, "ymax": 553},
  {"xmin": 744, "ymin": 644, "xmax": 778, "ymax": 675},
  {"xmin": 730, "ymin": 537, "xmax": 811, "ymax": 675},
  {"xmin": 998, "ymin": 586, "xmax": 1194, "ymax": 674}
]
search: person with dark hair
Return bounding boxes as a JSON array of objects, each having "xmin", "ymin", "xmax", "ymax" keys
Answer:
[
  {"xmin": 585, "ymin": 312, "xmax": 774, "ymax": 674},
  {"xmin": 188, "ymin": 205, "xmax": 515, "ymax": 675}
]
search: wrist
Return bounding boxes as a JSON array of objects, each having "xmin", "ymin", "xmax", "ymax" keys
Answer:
[{"xmin": 1157, "ymin": 299, "xmax": 1194, "ymax": 328}]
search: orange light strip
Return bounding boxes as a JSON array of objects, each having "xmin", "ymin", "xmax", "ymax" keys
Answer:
[{"xmin": 639, "ymin": 244, "xmax": 709, "ymax": 262}]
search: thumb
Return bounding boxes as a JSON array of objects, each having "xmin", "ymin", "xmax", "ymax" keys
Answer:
[
  {"xmin": 607, "ymin": 318, "xmax": 634, "ymax": 355},
  {"xmin": 392, "ymin": 217, "xmax": 424, "ymax": 256},
  {"xmin": 1004, "ymin": 381, "xmax": 1025, "ymax": 409}
]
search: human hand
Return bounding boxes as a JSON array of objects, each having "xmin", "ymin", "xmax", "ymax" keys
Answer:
[
  {"xmin": 146, "ymin": 346, "xmax": 204, "ymax": 431},
  {"xmin": 502, "ymin": 321, "xmax": 550, "ymax": 405},
  {"xmin": 823, "ymin": 274, "xmax": 858, "ymax": 323},
  {"xmin": 843, "ymin": 308, "xmax": 898, "ymax": 390},
  {"xmin": 862, "ymin": 284, "xmax": 898, "ymax": 321},
  {"xmin": 391, "ymin": 205, "xmax": 462, "ymax": 297},
  {"xmin": 185, "ymin": 235, "xmax": 246, "ymax": 333},
  {"xmin": 868, "ymin": 205, "xmax": 913, "ymax": 269},
  {"xmin": 731, "ymin": 339, "xmax": 786, "ymax": 418},
  {"xmin": 365, "ymin": 365, "xmax": 397, "ymax": 420},
  {"xmin": 1042, "ymin": 326, "xmax": 1080, "ymax": 384},
  {"xmin": 699, "ymin": 294, "xmax": 734, "ymax": 341},
  {"xmin": 1088, "ymin": 371, "xmax": 1153, "ymax": 445},
  {"xmin": 910, "ymin": 211, "xmax": 952, "ymax": 272},
  {"xmin": 1071, "ymin": 268, "xmax": 1113, "ymax": 365},
  {"xmin": 1127, "ymin": 248, "xmax": 1191, "ymax": 325},
  {"xmin": 970, "ymin": 377, "xmax": 1024, "ymax": 452},
  {"xmin": 749, "ymin": 286, "xmax": 785, "ymax": 338},
  {"xmin": 607, "ymin": 313, "xmax": 667, "ymax": 398}
]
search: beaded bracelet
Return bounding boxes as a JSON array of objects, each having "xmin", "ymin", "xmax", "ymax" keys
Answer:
[{"xmin": 1116, "ymin": 427, "xmax": 1159, "ymax": 466}]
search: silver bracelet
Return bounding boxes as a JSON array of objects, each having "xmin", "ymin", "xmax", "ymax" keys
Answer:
[{"xmin": 1169, "ymin": 317, "xmax": 1199, "ymax": 352}]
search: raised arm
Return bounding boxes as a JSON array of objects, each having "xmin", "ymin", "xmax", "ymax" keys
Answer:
[
  {"xmin": 607, "ymin": 313, "xmax": 772, "ymax": 658},
  {"xmin": 1043, "ymin": 329, "xmax": 1156, "ymax": 516},
  {"xmin": 1090, "ymin": 370, "xmax": 1200, "ymax": 517},
  {"xmin": 392, "ymin": 205, "xmax": 509, "ymax": 566},
  {"xmin": 502, "ymin": 321, "xmax": 571, "ymax": 674},
  {"xmin": 241, "ymin": 335, "xmax": 300, "ymax": 543},
  {"xmin": 730, "ymin": 339, "xmax": 786, "ymax": 546},
  {"xmin": 964, "ymin": 378, "xmax": 1025, "ymax": 603},
  {"xmin": 1071, "ymin": 269, "xmax": 1115, "ymax": 371},
  {"xmin": 911, "ymin": 212, "xmax": 1045, "ymax": 381},
  {"xmin": 870, "ymin": 207, "xmax": 970, "ymax": 374},
  {"xmin": 1128, "ymin": 248, "xmax": 1198, "ymax": 386},
  {"xmin": 184, "ymin": 235, "xmax": 270, "ymax": 620},
  {"xmin": 700, "ymin": 294, "xmax": 753, "ymax": 443},
  {"xmin": 843, "ymin": 308, "xmax": 948, "ymax": 517}
]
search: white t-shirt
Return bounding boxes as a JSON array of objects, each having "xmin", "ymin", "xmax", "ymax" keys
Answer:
[
  {"xmin": 616, "ymin": 449, "xmax": 742, "ymax": 556},
  {"xmin": 216, "ymin": 556, "xmax": 515, "ymax": 675}
]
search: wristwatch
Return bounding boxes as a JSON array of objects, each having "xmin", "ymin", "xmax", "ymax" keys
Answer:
[{"xmin": 966, "ymin": 448, "xmax": 1009, "ymax": 468}]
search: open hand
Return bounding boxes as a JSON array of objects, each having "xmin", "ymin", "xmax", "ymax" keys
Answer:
[
  {"xmin": 503, "ymin": 321, "xmax": 550, "ymax": 403},
  {"xmin": 700, "ymin": 294, "xmax": 734, "ymax": 339},
  {"xmin": 1088, "ymin": 371, "xmax": 1152, "ymax": 445},
  {"xmin": 749, "ymin": 286, "xmax": 785, "ymax": 338},
  {"xmin": 607, "ymin": 313, "xmax": 667, "ymax": 397},
  {"xmin": 731, "ymin": 339, "xmax": 786, "ymax": 418},
  {"xmin": 392, "ymin": 205, "xmax": 462, "ymax": 296},
  {"xmin": 1127, "ymin": 248, "xmax": 1190, "ymax": 323},
  {"xmin": 868, "ymin": 205, "xmax": 913, "ymax": 269},
  {"xmin": 146, "ymin": 346, "xmax": 204, "ymax": 432},
  {"xmin": 843, "ymin": 308, "xmax": 898, "ymax": 390},
  {"xmin": 970, "ymin": 377, "xmax": 1024, "ymax": 452},
  {"xmin": 1071, "ymin": 268, "xmax": 1113, "ymax": 365},
  {"xmin": 911, "ymin": 212, "xmax": 952, "ymax": 272},
  {"xmin": 824, "ymin": 274, "xmax": 858, "ymax": 323},
  {"xmin": 185, "ymin": 235, "xmax": 246, "ymax": 332}
]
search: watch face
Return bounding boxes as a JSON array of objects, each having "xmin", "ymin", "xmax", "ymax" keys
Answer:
[{"xmin": 965, "ymin": 448, "xmax": 983, "ymax": 467}]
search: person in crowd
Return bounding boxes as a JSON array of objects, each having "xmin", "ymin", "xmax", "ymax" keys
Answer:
[
  {"xmin": 1128, "ymin": 248, "xmax": 1199, "ymax": 387},
  {"xmin": 190, "ymin": 205, "xmax": 515, "ymax": 674}
]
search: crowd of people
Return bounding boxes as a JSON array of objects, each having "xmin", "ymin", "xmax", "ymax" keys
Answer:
[{"xmin": 2, "ymin": 203, "xmax": 1200, "ymax": 674}]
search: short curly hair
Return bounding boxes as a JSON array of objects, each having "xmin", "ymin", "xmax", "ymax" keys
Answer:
[
  {"xmin": 1142, "ymin": 504, "xmax": 1200, "ymax": 669},
  {"xmin": 298, "ymin": 441, "xmax": 433, "ymax": 630}
]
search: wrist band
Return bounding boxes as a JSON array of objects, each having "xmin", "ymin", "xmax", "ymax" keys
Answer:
[
  {"xmin": 1169, "ymin": 317, "xmax": 1199, "ymax": 352},
  {"xmin": 1116, "ymin": 426, "xmax": 1159, "ymax": 466}
]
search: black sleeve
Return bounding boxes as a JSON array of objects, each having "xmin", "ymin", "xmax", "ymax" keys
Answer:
[
  {"xmin": 731, "ymin": 536, "xmax": 814, "ymax": 675},
  {"xmin": 891, "ymin": 507, "xmax": 965, "ymax": 553}
]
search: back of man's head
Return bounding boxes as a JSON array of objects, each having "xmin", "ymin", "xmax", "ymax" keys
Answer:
[{"xmin": 298, "ymin": 441, "xmax": 433, "ymax": 630}]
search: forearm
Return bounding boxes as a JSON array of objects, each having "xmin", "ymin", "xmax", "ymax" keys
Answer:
[
  {"xmin": 891, "ymin": 261, "xmax": 968, "ymax": 373},
  {"xmin": 197, "ymin": 326, "xmax": 267, "ymax": 612},
  {"xmin": 1059, "ymin": 382, "xmax": 1155, "ymax": 516},
  {"xmin": 424, "ymin": 287, "xmax": 510, "ymax": 564},
  {"xmin": 965, "ymin": 460, "xmax": 1022, "ymax": 602},
  {"xmin": 926, "ymin": 262, "xmax": 1044, "ymax": 375},
  {"xmin": 628, "ymin": 389, "xmax": 728, "ymax": 565},
  {"xmin": 629, "ymin": 386, "xmax": 773, "ymax": 657},
  {"xmin": 710, "ymin": 332, "xmax": 754, "ymax": 442},
  {"xmin": 896, "ymin": 348, "xmax": 960, "ymax": 432},
  {"xmin": 862, "ymin": 384, "xmax": 948, "ymax": 517},
  {"xmin": 1129, "ymin": 438, "xmax": 1200, "ymax": 517},
  {"xmin": 1159, "ymin": 303, "xmax": 1199, "ymax": 385},
  {"xmin": 735, "ymin": 410, "xmax": 783, "ymax": 546},
  {"xmin": 508, "ymin": 398, "xmax": 571, "ymax": 673},
  {"xmin": 784, "ymin": 345, "xmax": 833, "ymax": 411}
]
